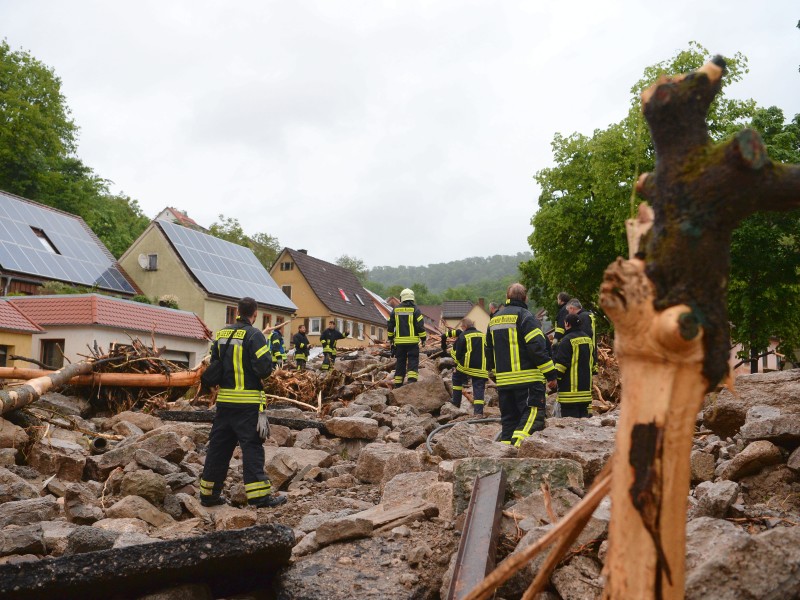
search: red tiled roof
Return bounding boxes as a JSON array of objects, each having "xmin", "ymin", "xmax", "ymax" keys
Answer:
[
  {"xmin": 8, "ymin": 294, "xmax": 212, "ymax": 340},
  {"xmin": 0, "ymin": 300, "xmax": 43, "ymax": 333},
  {"xmin": 417, "ymin": 305, "xmax": 442, "ymax": 324},
  {"xmin": 168, "ymin": 207, "xmax": 201, "ymax": 228}
]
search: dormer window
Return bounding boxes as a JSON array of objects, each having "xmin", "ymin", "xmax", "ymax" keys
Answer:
[
  {"xmin": 355, "ymin": 293, "xmax": 365, "ymax": 306},
  {"xmin": 339, "ymin": 288, "xmax": 350, "ymax": 302},
  {"xmin": 31, "ymin": 227, "xmax": 59, "ymax": 254}
]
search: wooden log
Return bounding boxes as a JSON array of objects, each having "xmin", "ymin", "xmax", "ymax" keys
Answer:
[
  {"xmin": 0, "ymin": 523, "xmax": 294, "ymax": 600},
  {"xmin": 0, "ymin": 361, "xmax": 94, "ymax": 416},
  {"xmin": 0, "ymin": 367, "xmax": 202, "ymax": 388}
]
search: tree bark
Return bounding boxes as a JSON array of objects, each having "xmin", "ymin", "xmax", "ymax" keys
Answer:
[
  {"xmin": 602, "ymin": 57, "xmax": 800, "ymax": 599},
  {"xmin": 0, "ymin": 367, "xmax": 202, "ymax": 388},
  {"xmin": 0, "ymin": 361, "xmax": 94, "ymax": 415}
]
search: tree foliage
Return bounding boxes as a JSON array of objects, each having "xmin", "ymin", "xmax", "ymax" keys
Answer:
[
  {"xmin": 521, "ymin": 41, "xmax": 800, "ymax": 347},
  {"xmin": 335, "ymin": 254, "xmax": 368, "ymax": 284},
  {"xmin": 208, "ymin": 214, "xmax": 281, "ymax": 270},
  {"xmin": 0, "ymin": 40, "xmax": 148, "ymax": 257}
]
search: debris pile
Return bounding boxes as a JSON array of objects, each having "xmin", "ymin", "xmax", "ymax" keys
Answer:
[{"xmin": 0, "ymin": 341, "xmax": 798, "ymax": 599}]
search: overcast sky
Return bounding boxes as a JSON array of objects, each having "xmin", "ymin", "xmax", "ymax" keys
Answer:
[{"xmin": 2, "ymin": 1, "xmax": 798, "ymax": 268}]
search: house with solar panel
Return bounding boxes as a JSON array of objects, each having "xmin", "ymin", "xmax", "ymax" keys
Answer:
[
  {"xmin": 0, "ymin": 299, "xmax": 43, "ymax": 368},
  {"xmin": 0, "ymin": 190, "xmax": 140, "ymax": 297},
  {"xmin": 119, "ymin": 220, "xmax": 297, "ymax": 336},
  {"xmin": 269, "ymin": 248, "xmax": 387, "ymax": 347}
]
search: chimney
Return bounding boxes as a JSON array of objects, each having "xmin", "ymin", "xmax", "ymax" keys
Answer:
[
  {"xmin": 478, "ymin": 297, "xmax": 485, "ymax": 310},
  {"xmin": 298, "ymin": 249, "xmax": 308, "ymax": 254}
]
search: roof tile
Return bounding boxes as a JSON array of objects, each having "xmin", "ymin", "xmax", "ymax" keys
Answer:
[{"xmin": 0, "ymin": 300, "xmax": 43, "ymax": 333}]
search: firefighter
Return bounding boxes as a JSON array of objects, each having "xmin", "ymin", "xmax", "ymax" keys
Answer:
[
  {"xmin": 553, "ymin": 313, "xmax": 594, "ymax": 418},
  {"xmin": 292, "ymin": 324, "xmax": 311, "ymax": 371},
  {"xmin": 440, "ymin": 322, "xmax": 461, "ymax": 353},
  {"xmin": 199, "ymin": 297, "xmax": 287, "ymax": 508},
  {"xmin": 486, "ymin": 283, "xmax": 558, "ymax": 446},
  {"xmin": 268, "ymin": 328, "xmax": 286, "ymax": 368},
  {"xmin": 552, "ymin": 292, "xmax": 572, "ymax": 346},
  {"xmin": 449, "ymin": 318, "xmax": 488, "ymax": 416},
  {"xmin": 320, "ymin": 320, "xmax": 348, "ymax": 371},
  {"xmin": 387, "ymin": 288, "xmax": 427, "ymax": 387},
  {"xmin": 566, "ymin": 298, "xmax": 598, "ymax": 373}
]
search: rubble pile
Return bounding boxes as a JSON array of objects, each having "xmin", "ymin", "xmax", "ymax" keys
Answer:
[{"xmin": 0, "ymin": 342, "xmax": 799, "ymax": 599}]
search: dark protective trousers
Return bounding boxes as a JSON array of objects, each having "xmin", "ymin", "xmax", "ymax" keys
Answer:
[
  {"xmin": 321, "ymin": 352, "xmax": 336, "ymax": 371},
  {"xmin": 200, "ymin": 403, "xmax": 272, "ymax": 503},
  {"xmin": 451, "ymin": 370, "xmax": 486, "ymax": 415},
  {"xmin": 498, "ymin": 383, "xmax": 546, "ymax": 446},
  {"xmin": 393, "ymin": 344, "xmax": 420, "ymax": 386},
  {"xmin": 560, "ymin": 401, "xmax": 591, "ymax": 418},
  {"xmin": 296, "ymin": 359, "xmax": 306, "ymax": 371}
]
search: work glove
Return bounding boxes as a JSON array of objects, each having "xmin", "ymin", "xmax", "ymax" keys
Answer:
[
  {"xmin": 390, "ymin": 342, "xmax": 396, "ymax": 358},
  {"xmin": 257, "ymin": 393, "xmax": 270, "ymax": 441}
]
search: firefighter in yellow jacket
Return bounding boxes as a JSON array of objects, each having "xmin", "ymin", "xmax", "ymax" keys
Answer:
[
  {"xmin": 449, "ymin": 318, "xmax": 488, "ymax": 416},
  {"xmin": 387, "ymin": 288, "xmax": 427, "ymax": 387},
  {"xmin": 553, "ymin": 313, "xmax": 594, "ymax": 418},
  {"xmin": 199, "ymin": 297, "xmax": 287, "ymax": 509},
  {"xmin": 486, "ymin": 283, "xmax": 558, "ymax": 446}
]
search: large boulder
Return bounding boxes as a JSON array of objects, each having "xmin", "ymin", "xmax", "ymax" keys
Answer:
[
  {"xmin": 325, "ymin": 417, "xmax": 380, "ymax": 440},
  {"xmin": 388, "ymin": 368, "xmax": 450, "ymax": 413},
  {"xmin": 28, "ymin": 437, "xmax": 87, "ymax": 482},
  {"xmin": 0, "ymin": 496, "xmax": 60, "ymax": 527},
  {"xmin": 517, "ymin": 417, "xmax": 615, "ymax": 485},
  {"xmin": 105, "ymin": 496, "xmax": 175, "ymax": 528},
  {"xmin": 64, "ymin": 483, "xmax": 105, "ymax": 524},
  {"xmin": 354, "ymin": 442, "xmax": 407, "ymax": 484},
  {"xmin": 85, "ymin": 432, "xmax": 187, "ymax": 480},
  {"xmin": 702, "ymin": 370, "xmax": 800, "ymax": 438},
  {"xmin": 0, "ymin": 466, "xmax": 39, "ymax": 503},
  {"xmin": 717, "ymin": 440, "xmax": 783, "ymax": 481},
  {"xmin": 433, "ymin": 422, "xmax": 516, "ymax": 460},
  {"xmin": 453, "ymin": 458, "xmax": 584, "ymax": 515},
  {"xmin": 0, "ymin": 524, "xmax": 45, "ymax": 558},
  {"xmin": 0, "ymin": 418, "xmax": 28, "ymax": 449},
  {"xmin": 120, "ymin": 470, "xmax": 169, "ymax": 505},
  {"xmin": 382, "ymin": 471, "xmax": 454, "ymax": 521},
  {"xmin": 685, "ymin": 517, "xmax": 800, "ymax": 599},
  {"xmin": 263, "ymin": 447, "xmax": 333, "ymax": 490}
]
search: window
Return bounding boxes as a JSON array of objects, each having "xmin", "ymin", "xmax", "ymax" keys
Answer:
[
  {"xmin": 280, "ymin": 262, "xmax": 294, "ymax": 271},
  {"xmin": 41, "ymin": 339, "xmax": 65, "ymax": 369},
  {"xmin": 339, "ymin": 288, "xmax": 350, "ymax": 302},
  {"xmin": 346, "ymin": 320, "xmax": 353, "ymax": 336},
  {"xmin": 262, "ymin": 314, "xmax": 272, "ymax": 329},
  {"xmin": 357, "ymin": 323, "xmax": 364, "ymax": 340},
  {"xmin": 30, "ymin": 227, "xmax": 59, "ymax": 254},
  {"xmin": 371, "ymin": 325, "xmax": 376, "ymax": 336},
  {"xmin": 355, "ymin": 293, "xmax": 365, "ymax": 306},
  {"xmin": 309, "ymin": 318, "xmax": 321, "ymax": 334},
  {"xmin": 276, "ymin": 316, "xmax": 284, "ymax": 326},
  {"xmin": 336, "ymin": 318, "xmax": 344, "ymax": 332},
  {"xmin": 0, "ymin": 345, "xmax": 8, "ymax": 367},
  {"xmin": 226, "ymin": 306, "xmax": 237, "ymax": 324},
  {"xmin": 148, "ymin": 253, "xmax": 158, "ymax": 270},
  {"xmin": 378, "ymin": 329, "xmax": 384, "ymax": 341},
  {"xmin": 281, "ymin": 285, "xmax": 292, "ymax": 299}
]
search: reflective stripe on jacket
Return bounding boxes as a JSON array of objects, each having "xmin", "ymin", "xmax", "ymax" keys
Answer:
[
  {"xmin": 211, "ymin": 318, "xmax": 272, "ymax": 403},
  {"xmin": 292, "ymin": 332, "xmax": 310, "ymax": 360},
  {"xmin": 387, "ymin": 301, "xmax": 427, "ymax": 345},
  {"xmin": 452, "ymin": 327, "xmax": 488, "ymax": 378},
  {"xmin": 320, "ymin": 327, "xmax": 346, "ymax": 356},
  {"xmin": 553, "ymin": 329, "xmax": 593, "ymax": 402}
]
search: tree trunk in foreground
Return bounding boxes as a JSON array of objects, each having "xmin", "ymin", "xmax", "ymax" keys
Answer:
[
  {"xmin": 0, "ymin": 360, "xmax": 94, "ymax": 415},
  {"xmin": 602, "ymin": 58, "xmax": 800, "ymax": 599}
]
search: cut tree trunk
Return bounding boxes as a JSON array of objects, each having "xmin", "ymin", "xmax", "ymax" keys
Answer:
[
  {"xmin": 0, "ymin": 361, "xmax": 94, "ymax": 415},
  {"xmin": 602, "ymin": 57, "xmax": 800, "ymax": 599},
  {"xmin": 0, "ymin": 367, "xmax": 202, "ymax": 388}
]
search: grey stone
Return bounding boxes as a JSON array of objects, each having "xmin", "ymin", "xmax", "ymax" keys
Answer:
[
  {"xmin": 352, "ymin": 389, "xmax": 390, "ymax": 412},
  {"xmin": 293, "ymin": 428, "xmax": 321, "ymax": 449},
  {"xmin": 380, "ymin": 449, "xmax": 436, "ymax": 488},
  {"xmin": 518, "ymin": 417, "xmax": 615, "ymax": 485},
  {"xmin": 112, "ymin": 420, "xmax": 145, "ymax": 438},
  {"xmin": 64, "ymin": 525, "xmax": 119, "ymax": 555},
  {"xmin": 28, "ymin": 437, "xmax": 88, "ymax": 482},
  {"xmin": 165, "ymin": 472, "xmax": 196, "ymax": 490},
  {"xmin": 0, "ymin": 448, "xmax": 17, "ymax": 466},
  {"xmin": 315, "ymin": 516, "xmax": 373, "ymax": 546},
  {"xmin": 389, "ymin": 368, "xmax": 450, "ymax": 413},
  {"xmin": 326, "ymin": 417, "xmax": 380, "ymax": 440},
  {"xmin": 0, "ymin": 466, "xmax": 38, "ymax": 503},
  {"xmin": 787, "ymin": 446, "xmax": 800, "ymax": 472},
  {"xmin": 453, "ymin": 458, "xmax": 584, "ymax": 515},
  {"xmin": 109, "ymin": 411, "xmax": 163, "ymax": 432},
  {"xmin": 0, "ymin": 496, "xmax": 59, "ymax": 528},
  {"xmin": 0, "ymin": 418, "xmax": 28, "ymax": 449},
  {"xmin": 398, "ymin": 426, "xmax": 427, "ymax": 449},
  {"xmin": 381, "ymin": 471, "xmax": 454, "ymax": 521},
  {"xmin": 263, "ymin": 447, "xmax": 333, "ymax": 490},
  {"xmin": 34, "ymin": 392, "xmax": 91, "ymax": 417},
  {"xmin": 297, "ymin": 509, "xmax": 357, "ymax": 533},
  {"xmin": 85, "ymin": 431, "xmax": 187, "ymax": 480},
  {"xmin": 686, "ymin": 517, "xmax": 800, "ymax": 599},
  {"xmin": 105, "ymin": 496, "xmax": 175, "ymax": 528},
  {"xmin": 740, "ymin": 415, "xmax": 800, "ymax": 446},
  {"xmin": 135, "ymin": 448, "xmax": 181, "ymax": 475},
  {"xmin": 113, "ymin": 532, "xmax": 158, "ymax": 549},
  {"xmin": 693, "ymin": 480, "xmax": 739, "ymax": 519},
  {"xmin": 64, "ymin": 483, "xmax": 104, "ymax": 525},
  {"xmin": 291, "ymin": 530, "xmax": 320, "ymax": 557},
  {"xmin": 0, "ymin": 524, "xmax": 45, "ymax": 558},
  {"xmin": 41, "ymin": 520, "xmax": 78, "ymax": 556},
  {"xmin": 354, "ymin": 442, "xmax": 406, "ymax": 484},
  {"xmin": 690, "ymin": 450, "xmax": 716, "ymax": 483},
  {"xmin": 718, "ymin": 440, "xmax": 783, "ymax": 481},
  {"xmin": 433, "ymin": 422, "xmax": 516, "ymax": 460},
  {"xmin": 551, "ymin": 555, "xmax": 603, "ymax": 600},
  {"xmin": 120, "ymin": 469, "xmax": 169, "ymax": 505},
  {"xmin": 92, "ymin": 518, "xmax": 150, "ymax": 535}
]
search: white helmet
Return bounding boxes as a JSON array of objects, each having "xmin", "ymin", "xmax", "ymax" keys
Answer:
[{"xmin": 400, "ymin": 288, "xmax": 415, "ymax": 302}]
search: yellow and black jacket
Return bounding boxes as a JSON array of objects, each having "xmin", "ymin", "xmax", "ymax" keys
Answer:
[
  {"xmin": 451, "ymin": 326, "xmax": 488, "ymax": 379},
  {"xmin": 553, "ymin": 328, "xmax": 593, "ymax": 402},
  {"xmin": 553, "ymin": 304, "xmax": 569, "ymax": 344},
  {"xmin": 485, "ymin": 299, "xmax": 557, "ymax": 389},
  {"xmin": 211, "ymin": 318, "xmax": 272, "ymax": 404},
  {"xmin": 320, "ymin": 327, "xmax": 347, "ymax": 356},
  {"xmin": 292, "ymin": 331, "xmax": 310, "ymax": 361},
  {"xmin": 269, "ymin": 330, "xmax": 286, "ymax": 361},
  {"xmin": 387, "ymin": 301, "xmax": 427, "ymax": 346},
  {"xmin": 577, "ymin": 308, "xmax": 598, "ymax": 368}
]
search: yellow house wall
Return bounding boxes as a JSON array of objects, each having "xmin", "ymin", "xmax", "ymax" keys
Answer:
[
  {"xmin": 202, "ymin": 299, "xmax": 293, "ymax": 338},
  {"xmin": 0, "ymin": 332, "xmax": 33, "ymax": 368},
  {"xmin": 465, "ymin": 305, "xmax": 490, "ymax": 333}
]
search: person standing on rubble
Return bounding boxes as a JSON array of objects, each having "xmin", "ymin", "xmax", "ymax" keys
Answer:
[
  {"xmin": 486, "ymin": 283, "xmax": 558, "ymax": 446},
  {"xmin": 566, "ymin": 298, "xmax": 598, "ymax": 373},
  {"xmin": 552, "ymin": 313, "xmax": 594, "ymax": 418},
  {"xmin": 387, "ymin": 288, "xmax": 427, "ymax": 387},
  {"xmin": 552, "ymin": 292, "xmax": 572, "ymax": 347},
  {"xmin": 199, "ymin": 297, "xmax": 287, "ymax": 509},
  {"xmin": 292, "ymin": 324, "xmax": 311, "ymax": 371},
  {"xmin": 449, "ymin": 318, "xmax": 488, "ymax": 416},
  {"xmin": 268, "ymin": 328, "xmax": 286, "ymax": 368},
  {"xmin": 320, "ymin": 320, "xmax": 349, "ymax": 372}
]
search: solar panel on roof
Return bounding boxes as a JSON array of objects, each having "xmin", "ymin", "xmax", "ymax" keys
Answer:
[
  {"xmin": 157, "ymin": 220, "xmax": 296, "ymax": 310},
  {"xmin": 0, "ymin": 191, "xmax": 136, "ymax": 294}
]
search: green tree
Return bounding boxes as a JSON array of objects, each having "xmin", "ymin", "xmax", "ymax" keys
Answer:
[
  {"xmin": 335, "ymin": 254, "xmax": 368, "ymax": 284},
  {"xmin": 0, "ymin": 40, "xmax": 148, "ymax": 257},
  {"xmin": 208, "ymin": 215, "xmax": 281, "ymax": 269},
  {"xmin": 522, "ymin": 42, "xmax": 753, "ymax": 329}
]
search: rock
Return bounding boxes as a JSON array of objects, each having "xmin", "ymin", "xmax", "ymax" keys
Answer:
[
  {"xmin": 326, "ymin": 417, "xmax": 380, "ymax": 440},
  {"xmin": 685, "ymin": 517, "xmax": 800, "ymax": 599},
  {"xmin": 297, "ymin": 509, "xmax": 357, "ymax": 533},
  {"xmin": 34, "ymin": 392, "xmax": 91, "ymax": 417},
  {"xmin": 292, "ymin": 531, "xmax": 320, "ymax": 557},
  {"xmin": 551, "ymin": 555, "xmax": 603, "ymax": 600},
  {"xmin": 398, "ymin": 426, "xmax": 427, "ymax": 449},
  {"xmin": 134, "ymin": 449, "xmax": 181, "ymax": 475},
  {"xmin": 740, "ymin": 415, "xmax": 800, "ymax": 447},
  {"xmin": 93, "ymin": 518, "xmax": 150, "ymax": 535},
  {"xmin": 120, "ymin": 470, "xmax": 169, "ymax": 505},
  {"xmin": 106, "ymin": 496, "xmax": 175, "ymax": 528},
  {"xmin": 354, "ymin": 442, "xmax": 406, "ymax": 484},
  {"xmin": 382, "ymin": 471, "xmax": 455, "ymax": 521},
  {"xmin": 0, "ymin": 466, "xmax": 38, "ymax": 503},
  {"xmin": 0, "ymin": 448, "xmax": 17, "ymax": 466},
  {"xmin": 214, "ymin": 506, "xmax": 257, "ymax": 531},
  {"xmin": 315, "ymin": 516, "xmax": 373, "ymax": 546},
  {"xmin": 113, "ymin": 532, "xmax": 159, "ymax": 549},
  {"xmin": 703, "ymin": 370, "xmax": 800, "ymax": 438},
  {"xmin": 503, "ymin": 488, "xmax": 582, "ymax": 531},
  {"xmin": 0, "ymin": 524, "xmax": 45, "ymax": 557},
  {"xmin": 788, "ymin": 446, "xmax": 800, "ymax": 472},
  {"xmin": 352, "ymin": 389, "xmax": 390, "ymax": 412},
  {"xmin": 718, "ymin": 440, "xmax": 783, "ymax": 481},
  {"xmin": 263, "ymin": 447, "xmax": 333, "ymax": 490},
  {"xmin": 389, "ymin": 369, "xmax": 450, "ymax": 413},
  {"xmin": 28, "ymin": 437, "xmax": 88, "ymax": 482},
  {"xmin": 64, "ymin": 525, "xmax": 119, "ymax": 555},
  {"xmin": 693, "ymin": 481, "xmax": 739, "ymax": 519},
  {"xmin": 439, "ymin": 402, "xmax": 470, "ymax": 420},
  {"xmin": 0, "ymin": 496, "xmax": 59, "ymax": 528},
  {"xmin": 64, "ymin": 483, "xmax": 105, "ymax": 525},
  {"xmin": 453, "ymin": 458, "xmax": 584, "ymax": 515},
  {"xmin": 112, "ymin": 420, "xmax": 145, "ymax": 438},
  {"xmin": 433, "ymin": 422, "xmax": 517, "ymax": 460},
  {"xmin": 379, "ymin": 449, "xmax": 432, "ymax": 488},
  {"xmin": 41, "ymin": 520, "xmax": 78, "ymax": 556},
  {"xmin": 293, "ymin": 428, "xmax": 321, "ymax": 449},
  {"xmin": 0, "ymin": 418, "xmax": 29, "ymax": 449},
  {"xmin": 324, "ymin": 474, "xmax": 358, "ymax": 489},
  {"xmin": 165, "ymin": 472, "xmax": 196, "ymax": 490},
  {"xmin": 407, "ymin": 541, "xmax": 432, "ymax": 566},
  {"xmin": 110, "ymin": 411, "xmax": 163, "ymax": 432},
  {"xmin": 690, "ymin": 450, "xmax": 716, "ymax": 483},
  {"xmin": 135, "ymin": 583, "xmax": 214, "ymax": 600},
  {"xmin": 267, "ymin": 424, "xmax": 294, "ymax": 447},
  {"xmin": 85, "ymin": 432, "xmax": 187, "ymax": 480},
  {"xmin": 175, "ymin": 493, "xmax": 210, "ymax": 520},
  {"xmin": 517, "ymin": 417, "xmax": 615, "ymax": 485}
]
